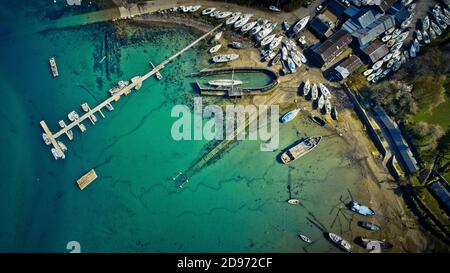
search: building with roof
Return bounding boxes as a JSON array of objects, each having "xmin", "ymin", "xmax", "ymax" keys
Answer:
[
  {"xmin": 334, "ymin": 55, "xmax": 363, "ymax": 79},
  {"xmin": 428, "ymin": 177, "xmax": 450, "ymax": 215},
  {"xmin": 308, "ymin": 15, "xmax": 334, "ymax": 40},
  {"xmin": 357, "ymin": 39, "xmax": 389, "ymax": 64},
  {"xmin": 351, "ymin": 14, "xmax": 395, "ymax": 46},
  {"xmin": 387, "ymin": 2, "xmax": 410, "ymax": 25},
  {"xmin": 342, "ymin": 7, "xmax": 380, "ymax": 33},
  {"xmin": 373, "ymin": 106, "xmax": 419, "ymax": 174},
  {"xmin": 309, "ymin": 30, "xmax": 353, "ymax": 67},
  {"xmin": 328, "ymin": 0, "xmax": 349, "ymax": 17}
]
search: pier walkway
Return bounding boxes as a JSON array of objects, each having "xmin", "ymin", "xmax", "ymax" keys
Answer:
[{"xmin": 40, "ymin": 23, "xmax": 223, "ymax": 159}]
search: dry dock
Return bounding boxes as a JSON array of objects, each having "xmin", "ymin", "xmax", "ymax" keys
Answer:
[{"xmin": 39, "ymin": 24, "xmax": 223, "ymax": 159}]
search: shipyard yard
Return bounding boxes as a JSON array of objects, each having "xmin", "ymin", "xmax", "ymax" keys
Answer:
[{"xmin": 0, "ymin": 0, "xmax": 449, "ymax": 255}]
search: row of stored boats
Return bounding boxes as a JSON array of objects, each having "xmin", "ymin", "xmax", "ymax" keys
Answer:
[
  {"xmin": 178, "ymin": 5, "xmax": 311, "ymax": 71},
  {"xmin": 298, "ymin": 200, "xmax": 391, "ymax": 253},
  {"xmin": 364, "ymin": 2, "xmax": 449, "ymax": 83}
]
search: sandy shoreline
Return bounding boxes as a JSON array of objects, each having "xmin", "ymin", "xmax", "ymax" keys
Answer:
[{"xmin": 112, "ymin": 3, "xmax": 432, "ymax": 252}]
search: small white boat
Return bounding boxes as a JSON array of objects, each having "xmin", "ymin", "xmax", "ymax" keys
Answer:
[
  {"xmin": 288, "ymin": 199, "xmax": 300, "ymax": 205},
  {"xmin": 385, "ymin": 27, "xmax": 395, "ymax": 35},
  {"xmin": 396, "ymin": 32, "xmax": 409, "ymax": 43},
  {"xmin": 374, "ymin": 68, "xmax": 383, "ymax": 76},
  {"xmin": 212, "ymin": 54, "xmax": 239, "ymax": 63},
  {"xmin": 303, "ymin": 80, "xmax": 310, "ymax": 96},
  {"xmin": 241, "ymin": 21, "xmax": 257, "ymax": 33},
  {"xmin": 287, "ymin": 57, "xmax": 296, "ymax": 73},
  {"xmin": 211, "ymin": 31, "xmax": 223, "ymax": 43},
  {"xmin": 216, "ymin": 11, "xmax": 232, "ymax": 19},
  {"xmin": 249, "ymin": 25, "xmax": 262, "ymax": 36},
  {"xmin": 269, "ymin": 5, "xmax": 281, "ymax": 12},
  {"xmin": 299, "ymin": 234, "xmax": 312, "ymax": 243},
  {"xmin": 423, "ymin": 16, "xmax": 430, "ymax": 31},
  {"xmin": 328, "ymin": 233, "xmax": 352, "ymax": 252},
  {"xmin": 408, "ymin": 3, "xmax": 416, "ymax": 12},
  {"xmin": 292, "ymin": 16, "xmax": 310, "ymax": 34},
  {"xmin": 382, "ymin": 52, "xmax": 393, "ymax": 62},
  {"xmin": 409, "ymin": 44, "xmax": 416, "ymax": 58},
  {"xmin": 413, "ymin": 38, "xmax": 420, "ymax": 52},
  {"xmin": 415, "ymin": 30, "xmax": 423, "ymax": 42},
  {"xmin": 318, "ymin": 95, "xmax": 325, "ymax": 109},
  {"xmin": 234, "ymin": 15, "xmax": 252, "ymax": 29},
  {"xmin": 290, "ymin": 52, "xmax": 303, "ymax": 67},
  {"xmin": 363, "ymin": 69, "xmax": 373, "ymax": 76},
  {"xmin": 208, "ymin": 79, "xmax": 243, "ymax": 87},
  {"xmin": 401, "ymin": 19, "xmax": 412, "ymax": 29},
  {"xmin": 269, "ymin": 36, "xmax": 283, "ymax": 50},
  {"xmin": 319, "ymin": 83, "xmax": 331, "ymax": 99},
  {"xmin": 386, "ymin": 58, "xmax": 395, "ymax": 68},
  {"xmin": 422, "ymin": 30, "xmax": 431, "ymax": 44},
  {"xmin": 298, "ymin": 52, "xmax": 307, "ymax": 63},
  {"xmin": 325, "ymin": 100, "xmax": 332, "ymax": 114},
  {"xmin": 210, "ymin": 10, "xmax": 220, "ymax": 18},
  {"xmin": 261, "ymin": 34, "xmax": 276, "ymax": 46},
  {"xmin": 225, "ymin": 15, "xmax": 240, "ymax": 25},
  {"xmin": 372, "ymin": 60, "xmax": 384, "ymax": 70},
  {"xmin": 189, "ymin": 5, "xmax": 201, "ymax": 12},
  {"xmin": 431, "ymin": 21, "xmax": 443, "ymax": 36},
  {"xmin": 281, "ymin": 46, "xmax": 288, "ymax": 61},
  {"xmin": 209, "ymin": 44, "xmax": 221, "ymax": 54},
  {"xmin": 391, "ymin": 29, "xmax": 402, "ymax": 39},
  {"xmin": 202, "ymin": 7, "xmax": 215, "ymax": 16},
  {"xmin": 311, "ymin": 83, "xmax": 318, "ymax": 100},
  {"xmin": 42, "ymin": 133, "xmax": 51, "ymax": 145},
  {"xmin": 367, "ymin": 74, "xmax": 376, "ymax": 81},
  {"xmin": 430, "ymin": 27, "xmax": 437, "ymax": 39},
  {"xmin": 381, "ymin": 35, "xmax": 392, "ymax": 42}
]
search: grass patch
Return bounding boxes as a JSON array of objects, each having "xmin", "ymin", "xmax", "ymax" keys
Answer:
[{"xmin": 411, "ymin": 177, "xmax": 450, "ymax": 229}]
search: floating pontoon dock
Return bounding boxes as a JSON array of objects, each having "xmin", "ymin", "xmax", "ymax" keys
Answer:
[
  {"xmin": 39, "ymin": 24, "xmax": 223, "ymax": 159},
  {"xmin": 76, "ymin": 169, "xmax": 98, "ymax": 190}
]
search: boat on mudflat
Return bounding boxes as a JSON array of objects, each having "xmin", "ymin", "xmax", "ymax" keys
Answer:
[
  {"xmin": 208, "ymin": 44, "xmax": 222, "ymax": 54},
  {"xmin": 303, "ymin": 80, "xmax": 310, "ymax": 96},
  {"xmin": 348, "ymin": 200, "xmax": 375, "ymax": 216},
  {"xmin": 328, "ymin": 233, "xmax": 352, "ymax": 253},
  {"xmin": 212, "ymin": 54, "xmax": 239, "ymax": 63},
  {"xmin": 358, "ymin": 221, "xmax": 381, "ymax": 231},
  {"xmin": 229, "ymin": 41, "xmax": 245, "ymax": 49},
  {"xmin": 288, "ymin": 199, "xmax": 300, "ymax": 205},
  {"xmin": 280, "ymin": 108, "xmax": 301, "ymax": 123},
  {"xmin": 280, "ymin": 136, "xmax": 322, "ymax": 164},
  {"xmin": 298, "ymin": 234, "xmax": 312, "ymax": 243},
  {"xmin": 291, "ymin": 16, "xmax": 310, "ymax": 34},
  {"xmin": 311, "ymin": 83, "xmax": 318, "ymax": 100}
]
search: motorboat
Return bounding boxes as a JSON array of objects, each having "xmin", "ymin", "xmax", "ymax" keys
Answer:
[
  {"xmin": 280, "ymin": 108, "xmax": 300, "ymax": 123},
  {"xmin": 208, "ymin": 44, "xmax": 222, "ymax": 54},
  {"xmin": 348, "ymin": 200, "xmax": 375, "ymax": 216},
  {"xmin": 280, "ymin": 136, "xmax": 322, "ymax": 164}
]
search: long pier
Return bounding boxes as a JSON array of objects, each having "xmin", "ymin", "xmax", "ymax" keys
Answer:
[{"xmin": 40, "ymin": 23, "xmax": 223, "ymax": 159}]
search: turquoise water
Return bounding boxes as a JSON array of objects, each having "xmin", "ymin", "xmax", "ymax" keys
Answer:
[{"xmin": 0, "ymin": 2, "xmax": 367, "ymax": 252}]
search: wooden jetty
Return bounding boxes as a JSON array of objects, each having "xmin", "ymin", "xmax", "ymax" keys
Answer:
[
  {"xmin": 76, "ymin": 169, "xmax": 98, "ymax": 190},
  {"xmin": 39, "ymin": 24, "xmax": 223, "ymax": 159}
]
